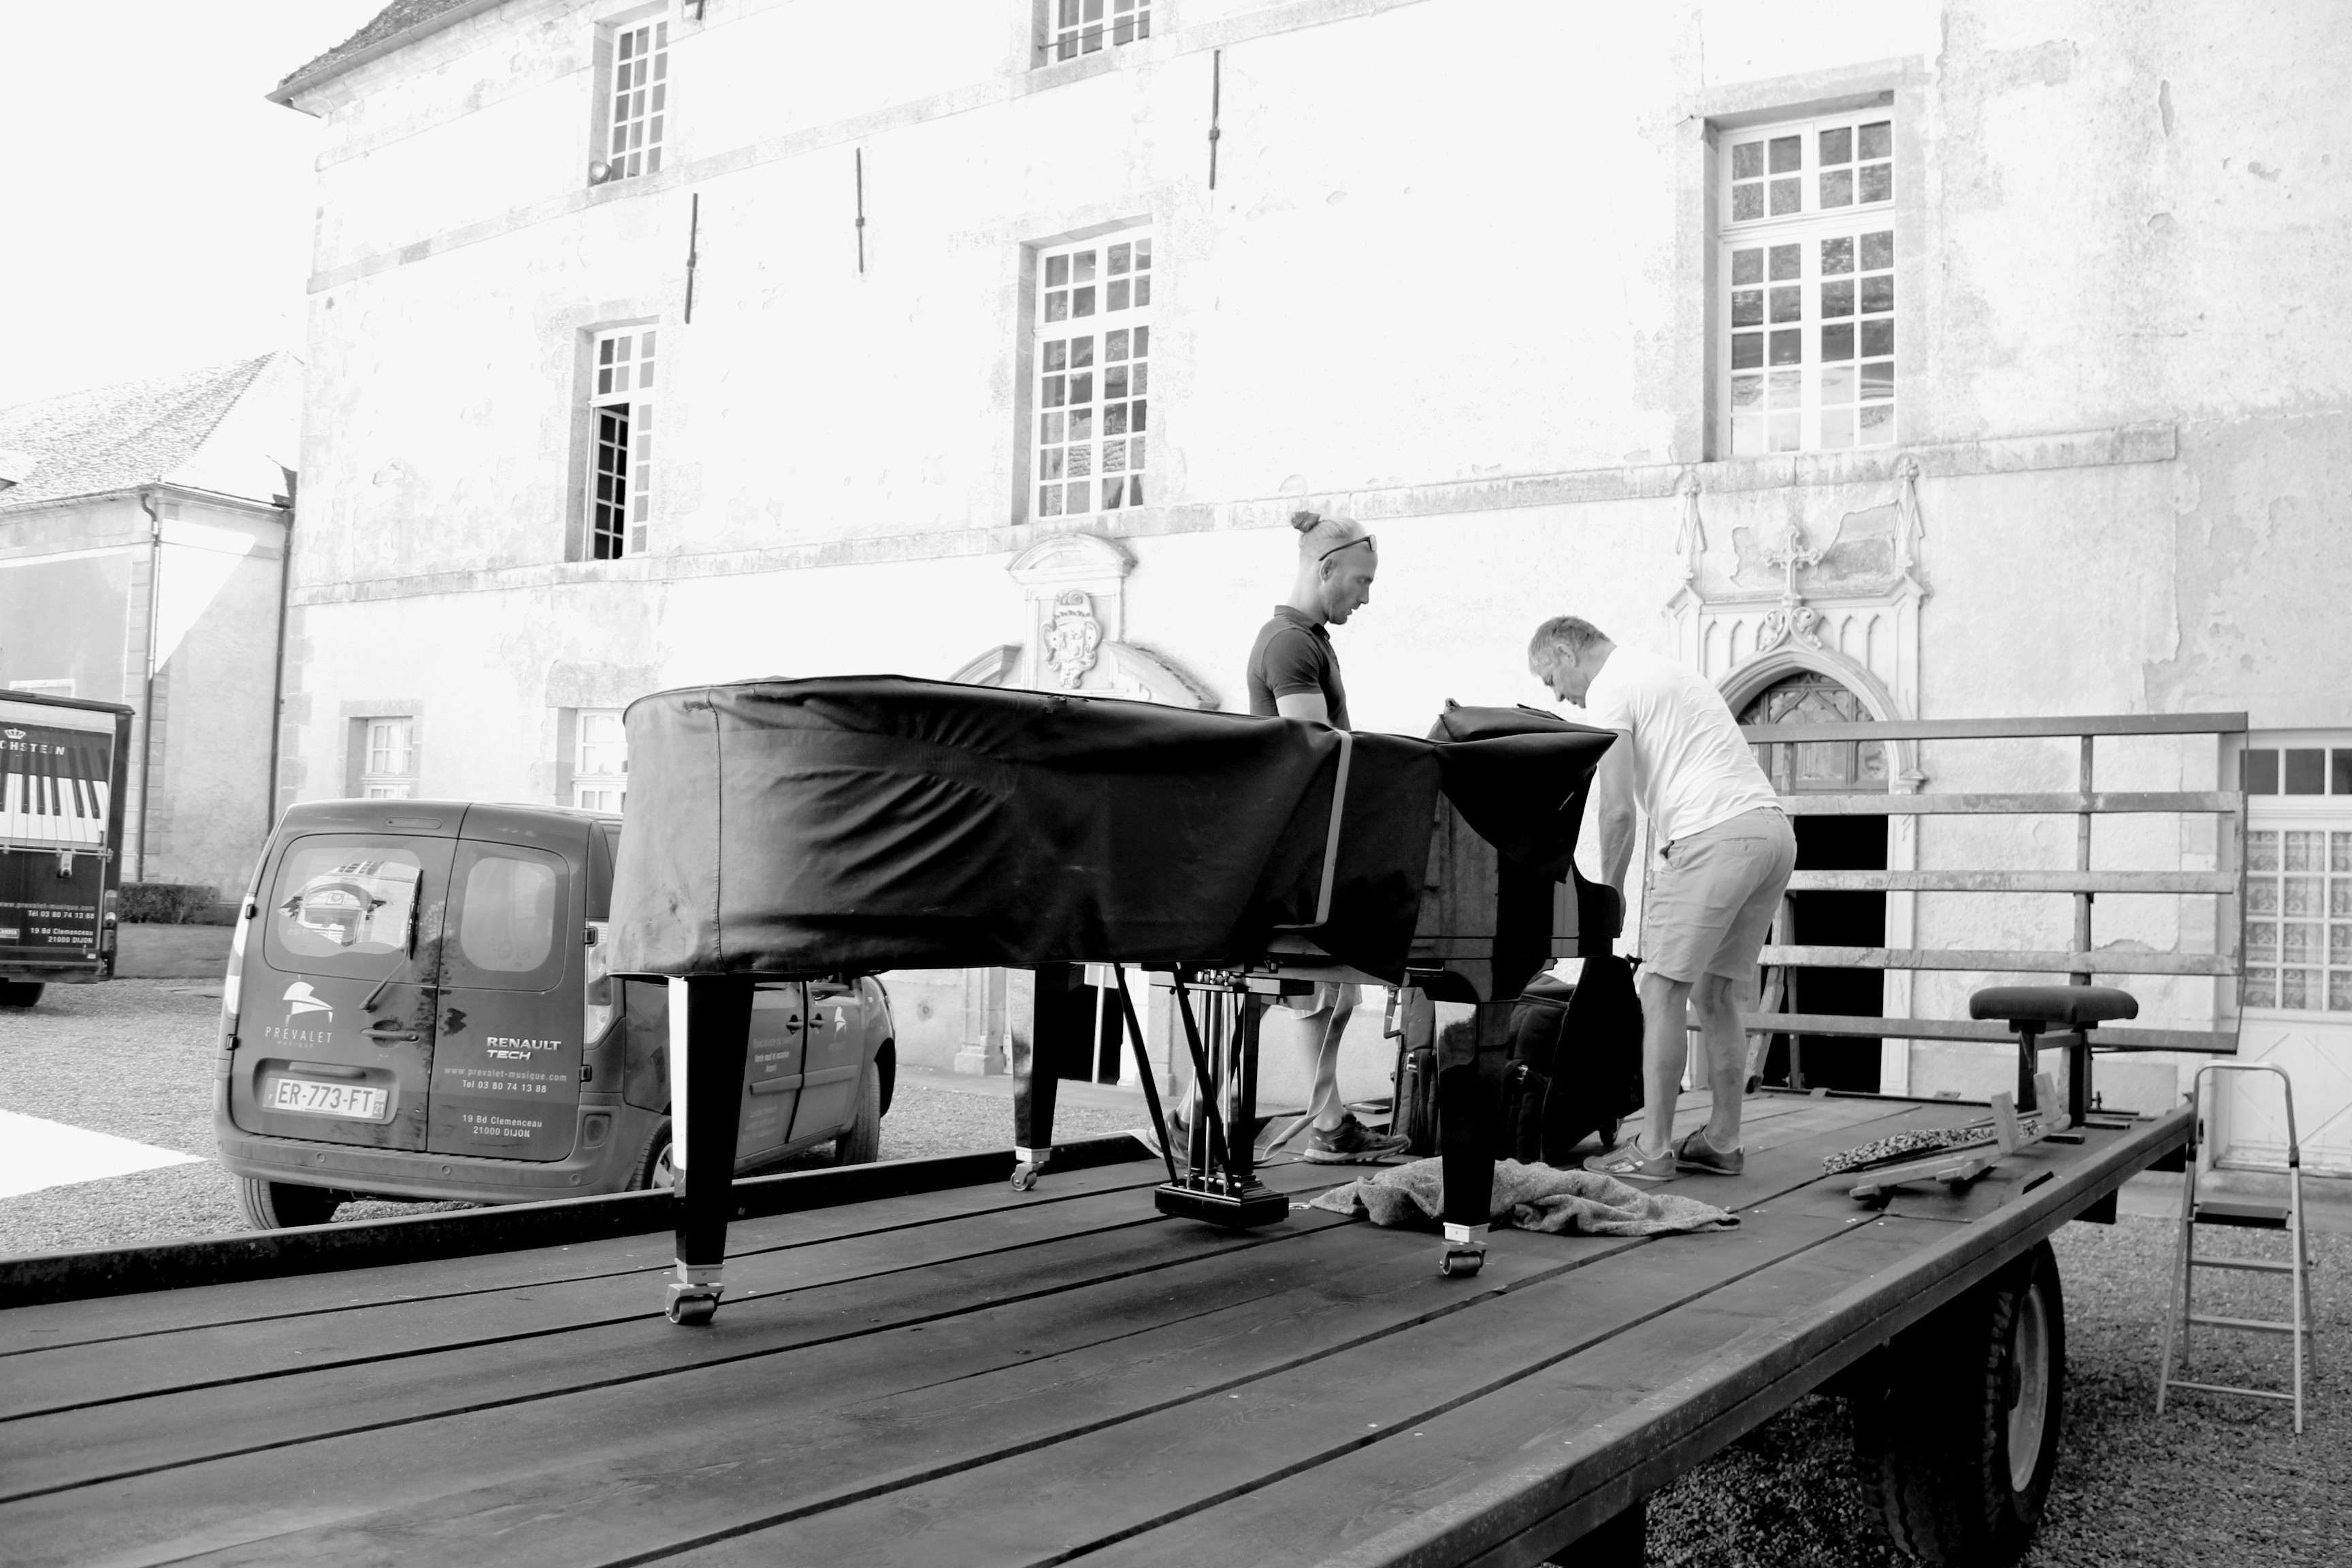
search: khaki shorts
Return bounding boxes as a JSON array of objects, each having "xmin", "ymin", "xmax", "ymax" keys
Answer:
[
  {"xmin": 1639, "ymin": 807, "xmax": 1797, "ymax": 983},
  {"xmin": 1274, "ymin": 981, "xmax": 1360, "ymax": 1016}
]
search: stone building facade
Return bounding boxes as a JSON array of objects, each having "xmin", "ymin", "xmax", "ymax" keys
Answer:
[
  {"xmin": 0, "ymin": 355, "xmax": 299, "ymax": 896},
  {"xmin": 270, "ymin": 1, "xmax": 2352, "ymax": 1164}
]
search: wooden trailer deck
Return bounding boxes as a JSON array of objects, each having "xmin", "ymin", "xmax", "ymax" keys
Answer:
[{"xmin": 0, "ymin": 1090, "xmax": 2186, "ymax": 1568}]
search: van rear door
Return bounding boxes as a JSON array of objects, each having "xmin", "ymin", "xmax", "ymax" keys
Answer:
[
  {"xmin": 233, "ymin": 833, "xmax": 450, "ymax": 1152},
  {"xmin": 425, "ymin": 832, "xmax": 583, "ymax": 1162}
]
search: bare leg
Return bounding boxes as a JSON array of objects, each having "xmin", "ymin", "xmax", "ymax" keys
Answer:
[
  {"xmin": 1635, "ymin": 969, "xmax": 1693, "ymax": 1156},
  {"xmin": 1690, "ymin": 971, "xmax": 1748, "ymax": 1149},
  {"xmin": 1300, "ymin": 990, "xmax": 1357, "ymax": 1130}
]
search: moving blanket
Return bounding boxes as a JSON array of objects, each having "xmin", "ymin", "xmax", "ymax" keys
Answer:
[
  {"xmin": 1308, "ymin": 1158, "xmax": 1738, "ymax": 1236},
  {"xmin": 608, "ymin": 677, "xmax": 1614, "ymax": 980}
]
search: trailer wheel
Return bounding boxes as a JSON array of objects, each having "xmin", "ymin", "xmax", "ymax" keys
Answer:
[
  {"xmin": 1850, "ymin": 1239, "xmax": 2065, "ymax": 1566},
  {"xmin": 833, "ymin": 1063, "xmax": 883, "ymax": 1165},
  {"xmin": 0, "ymin": 981, "xmax": 44, "ymax": 1008},
  {"xmin": 235, "ymin": 1177, "xmax": 346, "ymax": 1230}
]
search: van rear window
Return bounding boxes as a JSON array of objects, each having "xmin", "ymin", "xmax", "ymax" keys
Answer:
[
  {"xmin": 457, "ymin": 854, "xmax": 558, "ymax": 974},
  {"xmin": 267, "ymin": 843, "xmax": 431, "ymax": 975}
]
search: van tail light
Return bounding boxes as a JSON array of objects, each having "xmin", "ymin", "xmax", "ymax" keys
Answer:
[
  {"xmin": 584, "ymin": 920, "xmax": 617, "ymax": 1043},
  {"xmin": 218, "ymin": 895, "xmax": 255, "ymax": 1075}
]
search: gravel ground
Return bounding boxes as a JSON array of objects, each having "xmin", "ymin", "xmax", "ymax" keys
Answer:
[{"xmin": 7, "ymin": 985, "xmax": 2345, "ymax": 1563}]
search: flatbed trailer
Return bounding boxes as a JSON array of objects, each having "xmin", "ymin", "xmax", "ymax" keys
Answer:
[{"xmin": 0, "ymin": 1087, "xmax": 2187, "ymax": 1568}]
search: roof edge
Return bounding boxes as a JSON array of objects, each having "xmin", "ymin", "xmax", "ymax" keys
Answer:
[{"xmin": 267, "ymin": 0, "xmax": 510, "ymax": 111}]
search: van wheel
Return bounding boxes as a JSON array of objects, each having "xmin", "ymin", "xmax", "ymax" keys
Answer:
[
  {"xmin": 834, "ymin": 1066, "xmax": 883, "ymax": 1165},
  {"xmin": 236, "ymin": 1177, "xmax": 344, "ymax": 1230},
  {"xmin": 0, "ymin": 981, "xmax": 44, "ymax": 1008},
  {"xmin": 629, "ymin": 1118, "xmax": 676, "ymax": 1190},
  {"xmin": 1850, "ymin": 1239, "xmax": 2066, "ymax": 1565}
]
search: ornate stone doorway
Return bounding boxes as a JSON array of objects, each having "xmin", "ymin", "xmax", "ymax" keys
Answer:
[{"xmin": 1740, "ymin": 672, "xmax": 1888, "ymax": 1092}]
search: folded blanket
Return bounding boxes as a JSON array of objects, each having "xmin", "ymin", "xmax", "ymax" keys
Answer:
[
  {"xmin": 1307, "ymin": 1157, "xmax": 1738, "ymax": 1235},
  {"xmin": 1820, "ymin": 1115, "xmax": 2044, "ymax": 1177}
]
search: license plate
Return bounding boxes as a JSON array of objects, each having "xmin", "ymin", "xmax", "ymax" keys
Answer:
[{"xmin": 265, "ymin": 1077, "xmax": 391, "ymax": 1122}]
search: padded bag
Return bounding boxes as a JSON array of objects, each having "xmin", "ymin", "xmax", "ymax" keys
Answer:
[
  {"xmin": 1503, "ymin": 970, "xmax": 1578, "ymax": 1163},
  {"xmin": 1533, "ymin": 955, "xmax": 1645, "ymax": 1164}
]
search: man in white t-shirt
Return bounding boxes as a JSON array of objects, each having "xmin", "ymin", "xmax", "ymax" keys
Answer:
[{"xmin": 1528, "ymin": 616, "xmax": 1796, "ymax": 1181}]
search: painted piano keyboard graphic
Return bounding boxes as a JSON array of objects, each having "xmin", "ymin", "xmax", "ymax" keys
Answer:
[{"xmin": 0, "ymin": 728, "xmax": 112, "ymax": 849}]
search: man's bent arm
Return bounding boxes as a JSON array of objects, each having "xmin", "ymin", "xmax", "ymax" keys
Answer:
[
  {"xmin": 1589, "ymin": 735, "xmax": 1637, "ymax": 892},
  {"xmin": 1275, "ymin": 693, "xmax": 1333, "ymax": 724}
]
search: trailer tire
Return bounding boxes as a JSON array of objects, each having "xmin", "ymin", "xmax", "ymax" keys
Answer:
[
  {"xmin": 833, "ymin": 1062, "xmax": 883, "ymax": 1165},
  {"xmin": 0, "ymin": 981, "xmax": 44, "ymax": 1007},
  {"xmin": 235, "ymin": 1177, "xmax": 346, "ymax": 1230},
  {"xmin": 1850, "ymin": 1239, "xmax": 2065, "ymax": 1566}
]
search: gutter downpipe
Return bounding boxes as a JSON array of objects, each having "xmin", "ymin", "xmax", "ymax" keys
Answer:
[
  {"xmin": 264, "ymin": 470, "xmax": 295, "ymax": 839},
  {"xmin": 135, "ymin": 487, "xmax": 165, "ymax": 884}
]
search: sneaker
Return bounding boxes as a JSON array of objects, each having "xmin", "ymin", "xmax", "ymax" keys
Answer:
[
  {"xmin": 1302, "ymin": 1114, "xmax": 1411, "ymax": 1164},
  {"xmin": 1583, "ymin": 1139, "xmax": 1673, "ymax": 1182},
  {"xmin": 1673, "ymin": 1129, "xmax": 1744, "ymax": 1176}
]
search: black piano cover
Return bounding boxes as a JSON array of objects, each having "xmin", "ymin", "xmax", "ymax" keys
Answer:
[{"xmin": 608, "ymin": 678, "xmax": 1614, "ymax": 982}]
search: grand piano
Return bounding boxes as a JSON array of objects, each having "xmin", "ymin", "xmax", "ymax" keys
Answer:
[{"xmin": 609, "ymin": 676, "xmax": 1618, "ymax": 1324}]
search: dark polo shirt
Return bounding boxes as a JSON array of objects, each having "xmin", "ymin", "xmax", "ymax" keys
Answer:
[{"xmin": 1246, "ymin": 605, "xmax": 1350, "ymax": 729}]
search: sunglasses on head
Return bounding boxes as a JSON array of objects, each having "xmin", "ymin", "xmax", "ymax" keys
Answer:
[{"xmin": 1316, "ymin": 533, "xmax": 1377, "ymax": 564}]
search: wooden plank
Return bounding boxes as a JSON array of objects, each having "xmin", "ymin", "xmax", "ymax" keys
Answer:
[
  {"xmin": 0, "ymin": 1156, "xmax": 1179, "ymax": 1356},
  {"xmin": 0, "ymin": 1103, "xmax": 1916, "ymax": 1565},
  {"xmin": 1757, "ymin": 944, "xmax": 2236, "ymax": 977},
  {"xmin": 1092, "ymin": 1216, "xmax": 1940, "ymax": 1568},
  {"xmin": 0, "ymin": 1159, "xmax": 1344, "ymax": 1423},
  {"xmin": 1784, "ymin": 868, "xmax": 2236, "ymax": 894},
  {"xmin": 1723, "ymin": 1011, "xmax": 2240, "ymax": 1054},
  {"xmin": 0, "ymin": 1134, "xmax": 1158, "ymax": 1311},
  {"xmin": 651, "ymin": 1211, "xmax": 1896, "ymax": 1567},
  {"xmin": 1778, "ymin": 791, "xmax": 2237, "ymax": 816},
  {"xmin": 1738, "ymin": 711, "xmax": 2244, "ymax": 743},
  {"xmin": 1105, "ymin": 1114, "xmax": 2188, "ymax": 1568}
]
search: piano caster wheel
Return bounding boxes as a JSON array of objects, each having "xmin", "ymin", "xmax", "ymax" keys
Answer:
[
  {"xmin": 1439, "ymin": 1245, "xmax": 1486, "ymax": 1278},
  {"xmin": 1011, "ymin": 1162, "xmax": 1040, "ymax": 1192},
  {"xmin": 665, "ymin": 1284, "xmax": 722, "ymax": 1326}
]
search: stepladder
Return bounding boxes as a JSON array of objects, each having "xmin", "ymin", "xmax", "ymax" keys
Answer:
[{"xmin": 2157, "ymin": 1062, "xmax": 2319, "ymax": 1433}]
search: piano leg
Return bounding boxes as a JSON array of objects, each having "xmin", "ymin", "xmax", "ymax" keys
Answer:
[
  {"xmin": 1011, "ymin": 963, "xmax": 1077, "ymax": 1190},
  {"xmin": 1435, "ymin": 999, "xmax": 1512, "ymax": 1277},
  {"xmin": 666, "ymin": 975, "xmax": 753, "ymax": 1325}
]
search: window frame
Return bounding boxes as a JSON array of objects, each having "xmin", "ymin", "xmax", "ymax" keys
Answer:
[
  {"xmin": 1713, "ymin": 108, "xmax": 1899, "ymax": 459},
  {"xmin": 1024, "ymin": 226, "xmax": 1156, "ymax": 525},
  {"xmin": 582, "ymin": 324, "xmax": 659, "ymax": 560},
  {"xmin": 1036, "ymin": 0, "xmax": 1154, "ymax": 65},
  {"xmin": 593, "ymin": 10, "xmax": 671, "ymax": 185},
  {"xmin": 572, "ymin": 708, "xmax": 628, "ymax": 813},
  {"xmin": 359, "ymin": 717, "xmax": 416, "ymax": 800}
]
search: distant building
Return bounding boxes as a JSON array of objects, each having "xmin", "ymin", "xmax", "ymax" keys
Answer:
[
  {"xmin": 269, "ymin": 4, "xmax": 2352, "ymax": 1164},
  {"xmin": 0, "ymin": 354, "xmax": 299, "ymax": 896}
]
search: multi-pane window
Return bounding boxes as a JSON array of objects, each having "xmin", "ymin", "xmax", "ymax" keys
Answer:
[
  {"xmin": 588, "ymin": 326, "xmax": 657, "ymax": 559},
  {"xmin": 1720, "ymin": 113, "xmax": 1896, "ymax": 455},
  {"xmin": 2244, "ymin": 747, "xmax": 2352, "ymax": 797},
  {"xmin": 1049, "ymin": 0, "xmax": 1149, "ymax": 60},
  {"xmin": 361, "ymin": 719, "xmax": 414, "ymax": 800},
  {"xmin": 604, "ymin": 20, "xmax": 668, "ymax": 180},
  {"xmin": 1034, "ymin": 233, "xmax": 1152, "ymax": 520},
  {"xmin": 2244, "ymin": 827, "xmax": 2352, "ymax": 1013},
  {"xmin": 573, "ymin": 710, "xmax": 627, "ymax": 813}
]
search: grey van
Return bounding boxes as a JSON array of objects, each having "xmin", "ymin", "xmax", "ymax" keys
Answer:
[{"xmin": 214, "ymin": 800, "xmax": 895, "ymax": 1228}]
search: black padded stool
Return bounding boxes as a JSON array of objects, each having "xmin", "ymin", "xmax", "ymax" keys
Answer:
[{"xmin": 1969, "ymin": 985, "xmax": 2139, "ymax": 1124}]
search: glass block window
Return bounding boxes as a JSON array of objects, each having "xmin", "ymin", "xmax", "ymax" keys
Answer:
[
  {"xmin": 1720, "ymin": 112, "xmax": 1896, "ymax": 456},
  {"xmin": 605, "ymin": 20, "xmax": 668, "ymax": 180},
  {"xmin": 362, "ymin": 718, "xmax": 414, "ymax": 800},
  {"xmin": 573, "ymin": 710, "xmax": 627, "ymax": 813},
  {"xmin": 2243, "ymin": 826, "xmax": 2352, "ymax": 1013},
  {"xmin": 588, "ymin": 327, "xmax": 657, "ymax": 559},
  {"xmin": 1050, "ymin": 0, "xmax": 1150, "ymax": 61},
  {"xmin": 1034, "ymin": 233, "xmax": 1153, "ymax": 520}
]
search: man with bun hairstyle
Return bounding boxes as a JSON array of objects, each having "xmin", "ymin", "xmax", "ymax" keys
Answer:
[
  {"xmin": 1232, "ymin": 510, "xmax": 1407, "ymax": 1163},
  {"xmin": 1528, "ymin": 615, "xmax": 1794, "ymax": 1181}
]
